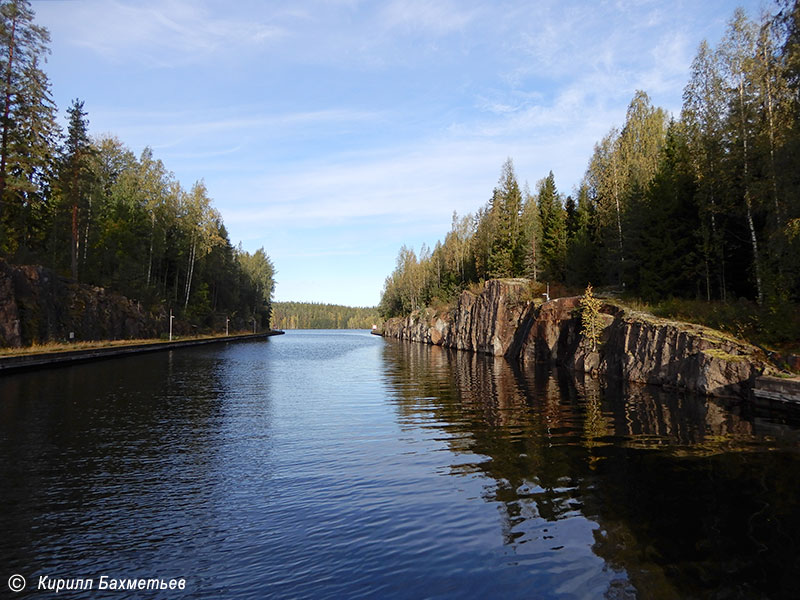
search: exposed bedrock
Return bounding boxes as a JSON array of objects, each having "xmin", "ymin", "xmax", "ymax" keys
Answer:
[
  {"xmin": 381, "ymin": 278, "xmax": 770, "ymax": 397},
  {"xmin": 0, "ymin": 259, "xmax": 167, "ymax": 347}
]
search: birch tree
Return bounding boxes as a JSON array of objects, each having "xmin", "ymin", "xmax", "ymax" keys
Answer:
[
  {"xmin": 719, "ymin": 9, "xmax": 764, "ymax": 304},
  {"xmin": 683, "ymin": 39, "xmax": 728, "ymax": 300},
  {"xmin": 181, "ymin": 181, "xmax": 223, "ymax": 310}
]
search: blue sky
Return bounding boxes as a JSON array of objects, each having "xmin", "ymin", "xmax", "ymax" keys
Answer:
[{"xmin": 33, "ymin": 0, "xmax": 763, "ymax": 307}]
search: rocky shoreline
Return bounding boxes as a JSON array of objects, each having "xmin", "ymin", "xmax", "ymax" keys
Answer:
[
  {"xmin": 0, "ymin": 259, "xmax": 168, "ymax": 347},
  {"xmin": 381, "ymin": 279, "xmax": 776, "ymax": 398}
]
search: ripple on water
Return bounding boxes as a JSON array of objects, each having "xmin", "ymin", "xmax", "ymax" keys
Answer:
[{"xmin": 3, "ymin": 331, "xmax": 800, "ymax": 599}]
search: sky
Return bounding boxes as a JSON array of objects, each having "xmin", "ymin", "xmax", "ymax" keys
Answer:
[{"xmin": 32, "ymin": 0, "xmax": 765, "ymax": 307}]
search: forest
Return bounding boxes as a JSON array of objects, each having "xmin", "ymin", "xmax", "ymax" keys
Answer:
[
  {"xmin": 0, "ymin": 0, "xmax": 275, "ymax": 332},
  {"xmin": 271, "ymin": 302, "xmax": 381, "ymax": 330},
  {"xmin": 380, "ymin": 3, "xmax": 800, "ymax": 349}
]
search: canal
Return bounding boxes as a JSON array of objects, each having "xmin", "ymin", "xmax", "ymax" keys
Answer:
[{"xmin": 2, "ymin": 330, "xmax": 799, "ymax": 598}]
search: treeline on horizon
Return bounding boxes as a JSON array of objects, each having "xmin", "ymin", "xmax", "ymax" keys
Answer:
[
  {"xmin": 271, "ymin": 302, "xmax": 381, "ymax": 330},
  {"xmin": 380, "ymin": 3, "xmax": 800, "ymax": 346},
  {"xmin": 0, "ymin": 0, "xmax": 275, "ymax": 331}
]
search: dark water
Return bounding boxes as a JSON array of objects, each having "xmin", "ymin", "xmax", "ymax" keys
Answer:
[{"xmin": 2, "ymin": 330, "xmax": 800, "ymax": 599}]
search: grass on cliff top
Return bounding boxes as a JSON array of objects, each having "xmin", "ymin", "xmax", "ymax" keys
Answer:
[
  {"xmin": 0, "ymin": 332, "xmax": 260, "ymax": 358},
  {"xmin": 392, "ymin": 278, "xmax": 799, "ymax": 356},
  {"xmin": 618, "ymin": 296, "xmax": 800, "ymax": 355}
]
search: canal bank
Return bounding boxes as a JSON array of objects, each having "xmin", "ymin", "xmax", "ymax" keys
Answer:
[
  {"xmin": 0, "ymin": 331, "xmax": 284, "ymax": 374},
  {"xmin": 379, "ymin": 278, "xmax": 789, "ymax": 399}
]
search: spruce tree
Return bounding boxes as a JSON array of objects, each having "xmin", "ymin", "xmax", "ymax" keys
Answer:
[
  {"xmin": 537, "ymin": 171, "xmax": 566, "ymax": 281},
  {"xmin": 0, "ymin": 0, "xmax": 54, "ymax": 253},
  {"xmin": 60, "ymin": 99, "xmax": 93, "ymax": 281},
  {"xmin": 488, "ymin": 158, "xmax": 523, "ymax": 278}
]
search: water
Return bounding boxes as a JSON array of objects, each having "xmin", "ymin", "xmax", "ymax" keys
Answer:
[{"xmin": 2, "ymin": 330, "xmax": 800, "ymax": 599}]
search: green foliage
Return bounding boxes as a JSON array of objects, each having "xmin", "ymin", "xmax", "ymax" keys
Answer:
[
  {"xmin": 487, "ymin": 158, "xmax": 524, "ymax": 278},
  {"xmin": 565, "ymin": 184, "xmax": 597, "ymax": 287},
  {"xmin": 0, "ymin": 2, "xmax": 276, "ymax": 332},
  {"xmin": 380, "ymin": 1, "xmax": 800, "ymax": 355},
  {"xmin": 0, "ymin": 0, "xmax": 56, "ymax": 257},
  {"xmin": 272, "ymin": 302, "xmax": 381, "ymax": 330},
  {"xmin": 59, "ymin": 98, "xmax": 95, "ymax": 281},
  {"xmin": 520, "ymin": 183, "xmax": 542, "ymax": 281},
  {"xmin": 625, "ymin": 121, "xmax": 701, "ymax": 299},
  {"xmin": 649, "ymin": 296, "xmax": 800, "ymax": 352},
  {"xmin": 380, "ymin": 3, "xmax": 800, "ymax": 347},
  {"xmin": 580, "ymin": 284, "xmax": 603, "ymax": 351},
  {"xmin": 537, "ymin": 171, "xmax": 566, "ymax": 281}
]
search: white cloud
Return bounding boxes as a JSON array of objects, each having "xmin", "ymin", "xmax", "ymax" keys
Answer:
[
  {"xmin": 43, "ymin": 0, "xmax": 285, "ymax": 66},
  {"xmin": 378, "ymin": 0, "xmax": 481, "ymax": 35},
  {"xmin": 33, "ymin": 0, "xmax": 768, "ymax": 306}
]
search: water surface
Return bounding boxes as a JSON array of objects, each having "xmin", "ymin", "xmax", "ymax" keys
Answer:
[{"xmin": 2, "ymin": 330, "xmax": 799, "ymax": 598}]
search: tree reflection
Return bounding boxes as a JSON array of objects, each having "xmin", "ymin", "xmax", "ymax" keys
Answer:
[{"xmin": 381, "ymin": 339, "xmax": 800, "ymax": 599}]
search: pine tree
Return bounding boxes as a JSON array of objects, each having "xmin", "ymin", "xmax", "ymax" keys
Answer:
[
  {"xmin": 580, "ymin": 283, "xmax": 603, "ymax": 352},
  {"xmin": 59, "ymin": 99, "xmax": 94, "ymax": 281},
  {"xmin": 0, "ymin": 0, "xmax": 54, "ymax": 252}
]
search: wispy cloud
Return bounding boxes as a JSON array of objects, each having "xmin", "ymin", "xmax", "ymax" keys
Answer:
[
  {"xmin": 45, "ymin": 0, "xmax": 285, "ymax": 66},
  {"xmin": 33, "ymin": 0, "xmax": 767, "ymax": 305},
  {"xmin": 377, "ymin": 0, "xmax": 482, "ymax": 35},
  {"xmin": 86, "ymin": 105, "xmax": 387, "ymax": 159}
]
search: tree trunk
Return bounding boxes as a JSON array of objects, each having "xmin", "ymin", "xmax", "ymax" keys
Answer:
[
  {"xmin": 146, "ymin": 213, "xmax": 155, "ymax": 287},
  {"xmin": 71, "ymin": 202, "xmax": 79, "ymax": 280},
  {"xmin": 82, "ymin": 195, "xmax": 91, "ymax": 265},
  {"xmin": 738, "ymin": 79, "xmax": 763, "ymax": 304},
  {"xmin": 760, "ymin": 37, "xmax": 781, "ymax": 226},
  {"xmin": 184, "ymin": 236, "xmax": 196, "ymax": 310},
  {"xmin": 709, "ymin": 189, "xmax": 727, "ymax": 302},
  {"xmin": 612, "ymin": 157, "xmax": 624, "ymax": 285}
]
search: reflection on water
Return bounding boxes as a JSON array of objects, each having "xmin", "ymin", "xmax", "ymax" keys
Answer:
[
  {"xmin": 1, "ymin": 332, "xmax": 799, "ymax": 599},
  {"xmin": 382, "ymin": 340, "xmax": 800, "ymax": 599}
]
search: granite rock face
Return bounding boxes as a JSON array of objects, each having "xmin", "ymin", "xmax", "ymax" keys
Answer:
[
  {"xmin": 0, "ymin": 260, "xmax": 167, "ymax": 347},
  {"xmin": 382, "ymin": 279, "xmax": 533, "ymax": 356},
  {"xmin": 381, "ymin": 278, "xmax": 769, "ymax": 397}
]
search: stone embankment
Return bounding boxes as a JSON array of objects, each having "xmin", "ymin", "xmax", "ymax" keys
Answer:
[
  {"xmin": 0, "ymin": 332, "xmax": 283, "ymax": 374},
  {"xmin": 381, "ymin": 279, "xmax": 775, "ymax": 398}
]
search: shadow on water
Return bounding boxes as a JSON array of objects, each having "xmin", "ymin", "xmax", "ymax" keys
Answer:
[
  {"xmin": 381, "ymin": 339, "xmax": 800, "ymax": 600},
  {"xmin": 0, "ymin": 345, "xmax": 241, "ymax": 593}
]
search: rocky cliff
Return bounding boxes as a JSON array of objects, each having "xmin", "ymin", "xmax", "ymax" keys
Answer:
[
  {"xmin": 0, "ymin": 260, "xmax": 168, "ymax": 348},
  {"xmin": 381, "ymin": 279, "xmax": 771, "ymax": 397}
]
